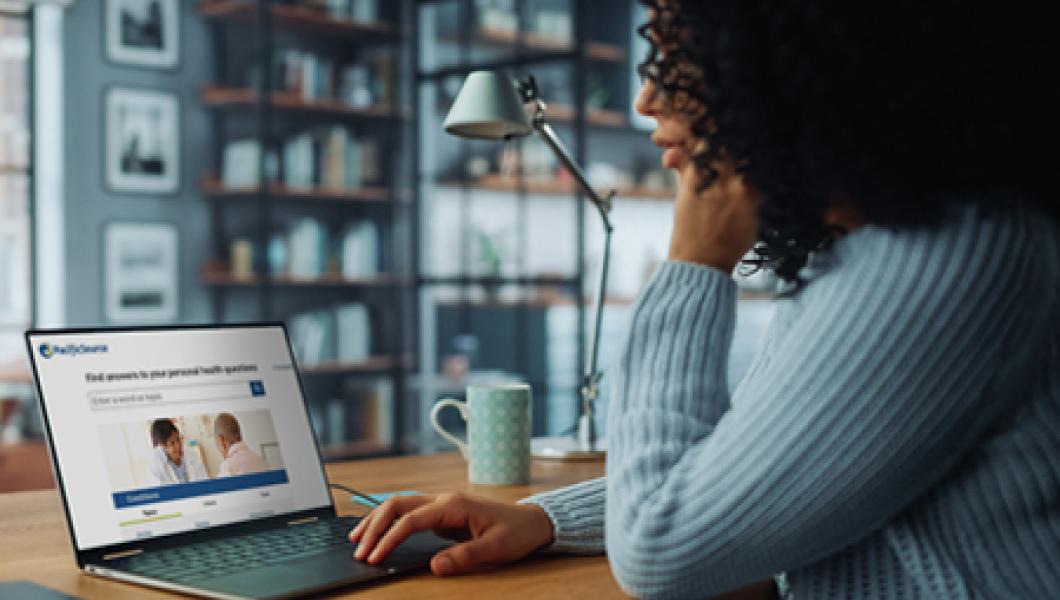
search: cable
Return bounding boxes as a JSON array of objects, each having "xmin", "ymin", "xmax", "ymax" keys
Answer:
[{"xmin": 328, "ymin": 482, "xmax": 383, "ymax": 508}]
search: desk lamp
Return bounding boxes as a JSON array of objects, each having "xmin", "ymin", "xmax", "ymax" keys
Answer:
[{"xmin": 443, "ymin": 70, "xmax": 613, "ymax": 460}]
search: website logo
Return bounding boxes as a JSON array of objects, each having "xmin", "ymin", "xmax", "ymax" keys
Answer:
[{"xmin": 38, "ymin": 342, "xmax": 108, "ymax": 359}]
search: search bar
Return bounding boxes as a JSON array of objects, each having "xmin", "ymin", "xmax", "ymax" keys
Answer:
[{"xmin": 88, "ymin": 380, "xmax": 263, "ymax": 410}]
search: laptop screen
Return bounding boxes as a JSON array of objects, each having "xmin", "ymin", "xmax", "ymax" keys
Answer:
[{"xmin": 26, "ymin": 325, "xmax": 333, "ymax": 551}]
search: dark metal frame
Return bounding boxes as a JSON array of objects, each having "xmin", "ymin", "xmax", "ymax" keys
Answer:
[
  {"xmin": 203, "ymin": 2, "xmax": 412, "ymax": 459},
  {"xmin": 412, "ymin": 0, "xmax": 593, "ymax": 434}
]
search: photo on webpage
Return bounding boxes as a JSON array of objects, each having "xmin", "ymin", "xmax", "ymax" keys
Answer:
[{"xmin": 99, "ymin": 409, "xmax": 288, "ymax": 509}]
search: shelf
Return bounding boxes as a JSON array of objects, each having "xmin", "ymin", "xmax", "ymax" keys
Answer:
[
  {"xmin": 201, "ymin": 86, "xmax": 407, "ymax": 120},
  {"xmin": 437, "ymin": 174, "xmax": 676, "ymax": 201},
  {"xmin": 545, "ymin": 104, "xmax": 628, "ymax": 128},
  {"xmin": 299, "ymin": 355, "xmax": 408, "ymax": 376},
  {"xmin": 319, "ymin": 440, "xmax": 394, "ymax": 461},
  {"xmin": 418, "ymin": 274, "xmax": 579, "ymax": 287},
  {"xmin": 201, "ymin": 177, "xmax": 396, "ymax": 204},
  {"xmin": 436, "ymin": 296, "xmax": 636, "ymax": 308},
  {"xmin": 200, "ymin": 0, "xmax": 402, "ymax": 43},
  {"xmin": 201, "ymin": 269, "xmax": 409, "ymax": 289},
  {"xmin": 584, "ymin": 41, "xmax": 626, "ymax": 63},
  {"xmin": 439, "ymin": 28, "xmax": 624, "ymax": 64}
]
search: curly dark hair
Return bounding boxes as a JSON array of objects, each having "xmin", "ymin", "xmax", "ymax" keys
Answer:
[{"xmin": 637, "ymin": 1, "xmax": 1058, "ymax": 282}]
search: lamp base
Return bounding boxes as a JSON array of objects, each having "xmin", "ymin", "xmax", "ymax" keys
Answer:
[{"xmin": 531, "ymin": 436, "xmax": 606, "ymax": 461}]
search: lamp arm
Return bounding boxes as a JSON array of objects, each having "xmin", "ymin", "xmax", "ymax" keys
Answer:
[
  {"xmin": 531, "ymin": 117, "xmax": 614, "ymax": 232},
  {"xmin": 527, "ymin": 102, "xmax": 615, "ymax": 452}
]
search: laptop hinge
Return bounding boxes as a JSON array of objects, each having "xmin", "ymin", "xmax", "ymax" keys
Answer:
[
  {"xmin": 103, "ymin": 548, "xmax": 144, "ymax": 561},
  {"xmin": 287, "ymin": 516, "xmax": 319, "ymax": 526}
]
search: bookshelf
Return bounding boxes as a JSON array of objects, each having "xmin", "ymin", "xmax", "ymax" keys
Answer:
[
  {"xmin": 200, "ymin": 176, "xmax": 396, "ymax": 204},
  {"xmin": 437, "ymin": 27, "xmax": 623, "ymax": 62},
  {"xmin": 200, "ymin": 86, "xmax": 407, "ymax": 120},
  {"xmin": 200, "ymin": 0, "xmax": 413, "ymax": 460},
  {"xmin": 200, "ymin": 0, "xmax": 403, "ymax": 40},
  {"xmin": 413, "ymin": 0, "xmax": 678, "ymax": 443},
  {"xmin": 436, "ymin": 174, "xmax": 675, "ymax": 201}
]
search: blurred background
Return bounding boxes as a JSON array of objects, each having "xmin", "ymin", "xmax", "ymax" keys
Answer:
[{"xmin": 0, "ymin": 0, "xmax": 775, "ymax": 492}]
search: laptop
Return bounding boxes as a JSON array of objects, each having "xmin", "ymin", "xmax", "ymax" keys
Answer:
[{"xmin": 25, "ymin": 324, "xmax": 451, "ymax": 600}]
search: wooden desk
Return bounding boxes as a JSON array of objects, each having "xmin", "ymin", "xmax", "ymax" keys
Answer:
[{"xmin": 0, "ymin": 452, "xmax": 622, "ymax": 599}]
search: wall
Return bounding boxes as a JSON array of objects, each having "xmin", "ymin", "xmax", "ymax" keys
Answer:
[{"xmin": 60, "ymin": 2, "xmax": 211, "ymax": 326}]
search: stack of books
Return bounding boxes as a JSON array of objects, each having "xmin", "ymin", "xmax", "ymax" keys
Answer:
[
  {"xmin": 276, "ymin": 126, "xmax": 380, "ymax": 191},
  {"xmin": 266, "ymin": 48, "xmax": 393, "ymax": 108},
  {"xmin": 288, "ymin": 303, "xmax": 373, "ymax": 366},
  {"xmin": 294, "ymin": 0, "xmax": 379, "ymax": 23}
]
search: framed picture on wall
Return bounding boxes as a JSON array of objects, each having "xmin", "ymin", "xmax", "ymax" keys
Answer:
[
  {"xmin": 104, "ymin": 222, "xmax": 179, "ymax": 324},
  {"xmin": 106, "ymin": 0, "xmax": 180, "ymax": 69},
  {"xmin": 105, "ymin": 87, "xmax": 180, "ymax": 194}
]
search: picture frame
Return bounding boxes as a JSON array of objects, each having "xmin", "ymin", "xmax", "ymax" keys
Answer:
[
  {"xmin": 104, "ymin": 222, "xmax": 179, "ymax": 324},
  {"xmin": 105, "ymin": 0, "xmax": 180, "ymax": 69},
  {"xmin": 105, "ymin": 87, "xmax": 180, "ymax": 194}
]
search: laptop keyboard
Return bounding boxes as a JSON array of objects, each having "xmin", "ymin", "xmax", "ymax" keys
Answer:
[{"xmin": 114, "ymin": 517, "xmax": 362, "ymax": 582}]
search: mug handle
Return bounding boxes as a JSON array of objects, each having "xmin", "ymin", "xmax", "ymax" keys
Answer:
[{"xmin": 430, "ymin": 398, "xmax": 470, "ymax": 460}]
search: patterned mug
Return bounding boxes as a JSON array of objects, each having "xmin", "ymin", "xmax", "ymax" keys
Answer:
[{"xmin": 430, "ymin": 384, "xmax": 531, "ymax": 485}]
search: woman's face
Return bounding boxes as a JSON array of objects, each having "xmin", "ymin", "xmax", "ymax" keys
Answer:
[{"xmin": 634, "ymin": 78, "xmax": 696, "ymax": 171}]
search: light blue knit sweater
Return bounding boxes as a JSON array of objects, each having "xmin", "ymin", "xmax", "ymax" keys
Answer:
[{"xmin": 522, "ymin": 204, "xmax": 1060, "ymax": 598}]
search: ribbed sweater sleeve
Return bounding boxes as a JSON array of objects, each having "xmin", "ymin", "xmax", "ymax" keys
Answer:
[
  {"xmin": 603, "ymin": 206, "xmax": 1054, "ymax": 599},
  {"xmin": 519, "ymin": 477, "xmax": 606, "ymax": 554}
]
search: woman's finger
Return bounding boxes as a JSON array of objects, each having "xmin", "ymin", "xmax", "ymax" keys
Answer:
[
  {"xmin": 366, "ymin": 500, "xmax": 468, "ymax": 564},
  {"xmin": 348, "ymin": 514, "xmax": 370, "ymax": 542},
  {"xmin": 349, "ymin": 495, "xmax": 431, "ymax": 544},
  {"xmin": 354, "ymin": 497, "xmax": 421, "ymax": 561}
]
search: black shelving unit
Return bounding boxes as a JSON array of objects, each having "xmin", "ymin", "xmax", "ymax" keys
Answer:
[
  {"xmin": 200, "ymin": 0, "xmax": 414, "ymax": 460},
  {"xmin": 412, "ymin": 0, "xmax": 665, "ymax": 441}
]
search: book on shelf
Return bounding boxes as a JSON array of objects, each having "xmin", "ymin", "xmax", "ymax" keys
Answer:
[
  {"xmin": 340, "ymin": 221, "xmax": 378, "ymax": 278},
  {"xmin": 267, "ymin": 46, "xmax": 393, "ymax": 108},
  {"xmin": 288, "ymin": 216, "xmax": 327, "ymax": 278},
  {"xmin": 308, "ymin": 377, "xmax": 392, "ymax": 451},
  {"xmin": 221, "ymin": 139, "xmax": 279, "ymax": 189},
  {"xmin": 289, "ymin": 309, "xmax": 334, "ymax": 365},
  {"xmin": 474, "ymin": 0, "xmax": 517, "ymax": 34},
  {"xmin": 289, "ymin": 303, "xmax": 374, "ymax": 367},
  {"xmin": 293, "ymin": 0, "xmax": 379, "ymax": 23},
  {"xmin": 336, "ymin": 303, "xmax": 372, "ymax": 363},
  {"xmin": 321, "ymin": 127, "xmax": 363, "ymax": 190},
  {"xmin": 276, "ymin": 126, "xmax": 378, "ymax": 192},
  {"xmin": 282, "ymin": 133, "xmax": 316, "ymax": 189},
  {"xmin": 346, "ymin": 378, "xmax": 393, "ymax": 446},
  {"xmin": 222, "ymin": 139, "xmax": 260, "ymax": 188}
]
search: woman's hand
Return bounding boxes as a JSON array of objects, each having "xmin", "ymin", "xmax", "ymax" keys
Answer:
[
  {"xmin": 349, "ymin": 492, "xmax": 555, "ymax": 576},
  {"xmin": 667, "ymin": 157, "xmax": 759, "ymax": 274}
]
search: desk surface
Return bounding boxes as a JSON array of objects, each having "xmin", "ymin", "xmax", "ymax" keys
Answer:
[{"xmin": 0, "ymin": 452, "xmax": 622, "ymax": 599}]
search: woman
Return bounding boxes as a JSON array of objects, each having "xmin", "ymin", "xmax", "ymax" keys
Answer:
[{"xmin": 351, "ymin": 2, "xmax": 1060, "ymax": 598}]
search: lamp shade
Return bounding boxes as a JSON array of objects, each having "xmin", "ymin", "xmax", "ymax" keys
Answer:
[{"xmin": 443, "ymin": 71, "xmax": 532, "ymax": 140}]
